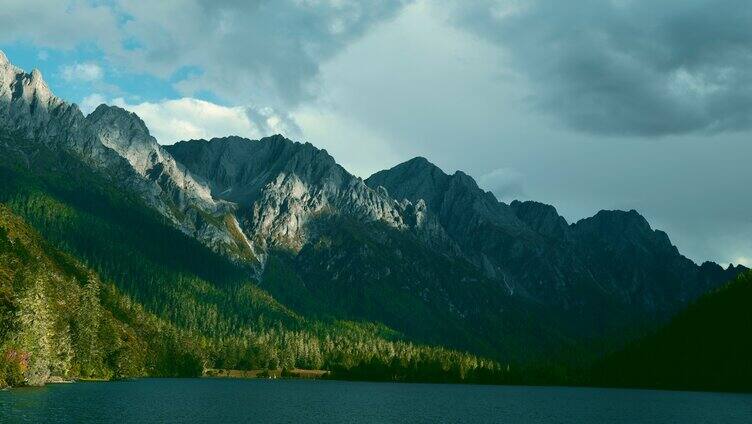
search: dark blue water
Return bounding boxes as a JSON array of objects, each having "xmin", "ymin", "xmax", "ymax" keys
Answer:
[{"xmin": 1, "ymin": 378, "xmax": 751, "ymax": 423}]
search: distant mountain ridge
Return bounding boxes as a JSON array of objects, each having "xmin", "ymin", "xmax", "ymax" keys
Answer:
[
  {"xmin": 0, "ymin": 51, "xmax": 745, "ymax": 365},
  {"xmin": 366, "ymin": 157, "xmax": 744, "ymax": 329}
]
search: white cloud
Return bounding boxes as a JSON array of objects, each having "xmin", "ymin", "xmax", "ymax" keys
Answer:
[
  {"xmin": 80, "ymin": 93, "xmax": 106, "ymax": 115},
  {"xmin": 732, "ymin": 257, "xmax": 751, "ymax": 267},
  {"xmin": 477, "ymin": 168, "xmax": 525, "ymax": 201},
  {"xmin": 110, "ymin": 97, "xmax": 298, "ymax": 145},
  {"xmin": 0, "ymin": 0, "xmax": 122, "ymax": 51},
  {"xmin": 293, "ymin": 105, "xmax": 402, "ymax": 178},
  {"xmin": 61, "ymin": 62, "xmax": 103, "ymax": 82}
]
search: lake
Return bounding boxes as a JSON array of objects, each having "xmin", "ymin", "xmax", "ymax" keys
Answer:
[{"xmin": 2, "ymin": 378, "xmax": 751, "ymax": 423}]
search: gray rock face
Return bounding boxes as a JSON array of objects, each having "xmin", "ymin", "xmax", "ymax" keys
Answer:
[
  {"xmin": 510, "ymin": 200, "xmax": 570, "ymax": 240},
  {"xmin": 86, "ymin": 104, "xmax": 212, "ymax": 205},
  {"xmin": 368, "ymin": 158, "xmax": 557, "ymax": 296},
  {"xmin": 166, "ymin": 136, "xmax": 411, "ymax": 251},
  {"xmin": 0, "ymin": 53, "xmax": 80, "ymax": 142},
  {"xmin": 85, "ymin": 105, "xmax": 251, "ymax": 256},
  {"xmin": 0, "ymin": 54, "xmax": 246, "ymax": 259},
  {"xmin": 0, "ymin": 53, "xmax": 418, "ymax": 263},
  {"xmin": 367, "ymin": 157, "xmax": 530, "ymax": 243}
]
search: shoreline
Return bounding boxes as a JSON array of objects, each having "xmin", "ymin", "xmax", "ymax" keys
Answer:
[
  {"xmin": 3, "ymin": 372, "xmax": 751, "ymax": 395},
  {"xmin": 3, "ymin": 377, "xmax": 751, "ymax": 396},
  {"xmin": 202, "ymin": 368, "xmax": 330, "ymax": 380}
]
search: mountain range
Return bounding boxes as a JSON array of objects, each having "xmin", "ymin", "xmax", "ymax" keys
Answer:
[{"xmin": 0, "ymin": 51, "xmax": 746, "ymax": 387}]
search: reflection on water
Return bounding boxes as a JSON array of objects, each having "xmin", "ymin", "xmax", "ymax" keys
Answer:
[{"xmin": 2, "ymin": 378, "xmax": 752, "ymax": 424}]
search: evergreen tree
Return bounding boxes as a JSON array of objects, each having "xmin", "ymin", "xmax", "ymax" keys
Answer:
[{"xmin": 16, "ymin": 274, "xmax": 55, "ymax": 386}]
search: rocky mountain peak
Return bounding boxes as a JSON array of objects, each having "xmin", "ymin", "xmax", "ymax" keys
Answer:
[
  {"xmin": 449, "ymin": 170, "xmax": 490, "ymax": 195},
  {"xmin": 510, "ymin": 200, "xmax": 570, "ymax": 239},
  {"xmin": 401, "ymin": 156, "xmax": 440, "ymax": 172},
  {"xmin": 85, "ymin": 104, "xmax": 220, "ymax": 212},
  {"xmin": 29, "ymin": 68, "xmax": 43, "ymax": 82},
  {"xmin": 167, "ymin": 135, "xmax": 345, "ymax": 205},
  {"xmin": 367, "ymin": 157, "xmax": 523, "ymax": 232},
  {"xmin": 88, "ymin": 104, "xmax": 150, "ymax": 135},
  {"xmin": 573, "ymin": 209, "xmax": 677, "ymax": 257},
  {"xmin": 85, "ymin": 104, "xmax": 164, "ymax": 175},
  {"xmin": 0, "ymin": 51, "xmax": 19, "ymax": 76},
  {"xmin": 367, "ymin": 157, "xmax": 504, "ymax": 214},
  {"xmin": 393, "ymin": 156, "xmax": 443, "ymax": 175},
  {"xmin": 0, "ymin": 53, "xmax": 243, "ymax": 259},
  {"xmin": 366, "ymin": 156, "xmax": 451, "ymax": 210},
  {"xmin": 0, "ymin": 57, "xmax": 75, "ymax": 140},
  {"xmin": 167, "ymin": 135, "xmax": 409, "ymax": 251},
  {"xmin": 575, "ymin": 209, "xmax": 655, "ymax": 237},
  {"xmin": 17, "ymin": 68, "xmax": 56, "ymax": 106}
]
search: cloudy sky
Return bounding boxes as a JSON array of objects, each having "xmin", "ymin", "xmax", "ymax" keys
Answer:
[{"xmin": 1, "ymin": 0, "xmax": 750, "ymax": 266}]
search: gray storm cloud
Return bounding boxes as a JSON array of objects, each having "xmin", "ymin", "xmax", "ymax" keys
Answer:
[
  {"xmin": 446, "ymin": 0, "xmax": 752, "ymax": 136},
  {"xmin": 0, "ymin": 0, "xmax": 410, "ymax": 110},
  {"xmin": 117, "ymin": 0, "xmax": 409, "ymax": 108}
]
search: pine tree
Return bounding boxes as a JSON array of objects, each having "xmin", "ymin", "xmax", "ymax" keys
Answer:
[
  {"xmin": 73, "ymin": 274, "xmax": 103, "ymax": 376},
  {"xmin": 17, "ymin": 273, "xmax": 55, "ymax": 385},
  {"xmin": 51, "ymin": 320, "xmax": 74, "ymax": 378}
]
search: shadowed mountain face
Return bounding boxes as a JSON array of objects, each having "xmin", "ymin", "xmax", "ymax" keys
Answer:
[
  {"xmin": 168, "ymin": 135, "xmax": 743, "ymax": 347},
  {"xmin": 0, "ymin": 52, "xmax": 745, "ymax": 365},
  {"xmin": 367, "ymin": 159, "xmax": 744, "ymax": 331},
  {"xmin": 595, "ymin": 270, "xmax": 752, "ymax": 392},
  {"xmin": 166, "ymin": 138, "xmax": 569, "ymax": 359}
]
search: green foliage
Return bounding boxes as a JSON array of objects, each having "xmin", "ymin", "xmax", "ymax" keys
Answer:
[
  {"xmin": 16, "ymin": 275, "xmax": 55, "ymax": 385},
  {"xmin": 0, "ymin": 206, "xmax": 118, "ymax": 384},
  {"xmin": 593, "ymin": 271, "xmax": 752, "ymax": 392},
  {"xmin": 0, "ymin": 133, "xmax": 510, "ymax": 387},
  {"xmin": 261, "ymin": 214, "xmax": 573, "ymax": 362}
]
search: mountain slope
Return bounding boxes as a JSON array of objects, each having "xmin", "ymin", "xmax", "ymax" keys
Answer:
[
  {"xmin": 0, "ymin": 127, "xmax": 287, "ymax": 338},
  {"xmin": 0, "ymin": 204, "xmax": 206, "ymax": 387},
  {"xmin": 367, "ymin": 158, "xmax": 744, "ymax": 335},
  {"xmin": 167, "ymin": 137, "xmax": 570, "ymax": 360},
  {"xmin": 166, "ymin": 136, "xmax": 409, "ymax": 252},
  {"xmin": 166, "ymin": 135, "xmax": 743, "ymax": 360},
  {"xmin": 1, "ymin": 51, "xmax": 745, "ymax": 385},
  {"xmin": 594, "ymin": 270, "xmax": 752, "ymax": 392},
  {"xmin": 569, "ymin": 209, "xmax": 742, "ymax": 313},
  {"xmin": 0, "ymin": 53, "xmax": 251, "ymax": 261},
  {"xmin": 0, "ymin": 127, "xmax": 514, "ymax": 386},
  {"xmin": 0, "ymin": 53, "xmax": 533, "ymax": 371}
]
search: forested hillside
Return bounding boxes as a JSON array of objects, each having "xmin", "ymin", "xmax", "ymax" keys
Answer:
[
  {"xmin": 594, "ymin": 270, "xmax": 752, "ymax": 392},
  {"xmin": 260, "ymin": 214, "xmax": 573, "ymax": 362},
  {"xmin": 0, "ymin": 204, "xmax": 205, "ymax": 386},
  {"xmin": 0, "ymin": 132, "xmax": 508, "ymax": 387}
]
